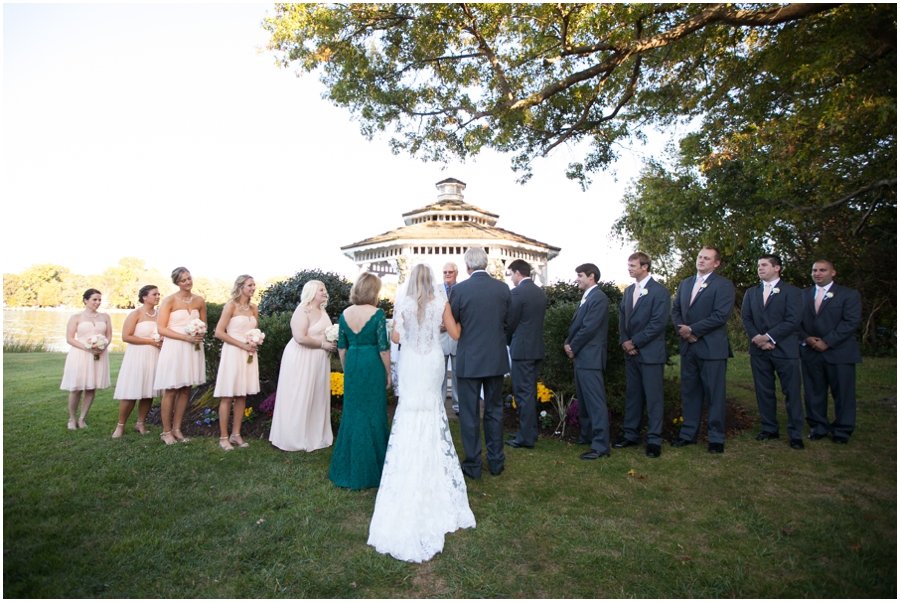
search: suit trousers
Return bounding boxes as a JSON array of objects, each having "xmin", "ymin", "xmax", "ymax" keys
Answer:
[
  {"xmin": 456, "ymin": 375, "xmax": 505, "ymax": 478},
  {"xmin": 575, "ymin": 368, "xmax": 609, "ymax": 455},
  {"xmin": 750, "ymin": 353, "xmax": 803, "ymax": 439},
  {"xmin": 623, "ymin": 360, "xmax": 665, "ymax": 446},
  {"xmin": 511, "ymin": 359, "xmax": 542, "ymax": 446},
  {"xmin": 801, "ymin": 352, "xmax": 856, "ymax": 438},
  {"xmin": 443, "ymin": 353, "xmax": 459, "ymax": 412},
  {"xmin": 678, "ymin": 346, "xmax": 727, "ymax": 444}
]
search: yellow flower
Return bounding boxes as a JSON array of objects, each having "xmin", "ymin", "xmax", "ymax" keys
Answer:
[
  {"xmin": 536, "ymin": 382, "xmax": 554, "ymax": 403},
  {"xmin": 330, "ymin": 372, "xmax": 344, "ymax": 396},
  {"xmin": 244, "ymin": 408, "xmax": 252, "ymax": 418}
]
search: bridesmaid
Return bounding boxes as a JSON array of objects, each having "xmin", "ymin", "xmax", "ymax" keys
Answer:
[
  {"xmin": 213, "ymin": 275, "xmax": 261, "ymax": 451},
  {"xmin": 328, "ymin": 273, "xmax": 392, "ymax": 490},
  {"xmin": 112, "ymin": 285, "xmax": 163, "ymax": 438},
  {"xmin": 153, "ymin": 267, "xmax": 207, "ymax": 445},
  {"xmin": 61, "ymin": 289, "xmax": 112, "ymax": 429},
  {"xmin": 269, "ymin": 280, "xmax": 337, "ymax": 452}
]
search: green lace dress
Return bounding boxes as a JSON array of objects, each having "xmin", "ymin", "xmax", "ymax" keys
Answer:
[{"xmin": 328, "ymin": 309, "xmax": 391, "ymax": 490}]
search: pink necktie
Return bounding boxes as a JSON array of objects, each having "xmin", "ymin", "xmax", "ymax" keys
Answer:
[
  {"xmin": 633, "ymin": 284, "xmax": 641, "ymax": 308},
  {"xmin": 689, "ymin": 277, "xmax": 703, "ymax": 305},
  {"xmin": 763, "ymin": 283, "xmax": 771, "ymax": 306},
  {"xmin": 814, "ymin": 287, "xmax": 824, "ymax": 313}
]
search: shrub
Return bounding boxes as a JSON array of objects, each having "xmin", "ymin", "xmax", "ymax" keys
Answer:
[{"xmin": 258, "ymin": 269, "xmax": 352, "ymax": 323}]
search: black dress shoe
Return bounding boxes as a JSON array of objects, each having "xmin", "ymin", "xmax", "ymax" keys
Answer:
[
  {"xmin": 575, "ymin": 438, "xmax": 592, "ymax": 445},
  {"xmin": 507, "ymin": 433, "xmax": 517, "ymax": 440},
  {"xmin": 670, "ymin": 439, "xmax": 696, "ymax": 448},
  {"xmin": 707, "ymin": 442, "xmax": 724, "ymax": 454},
  {"xmin": 505, "ymin": 440, "xmax": 533, "ymax": 449},
  {"xmin": 646, "ymin": 444, "xmax": 661, "ymax": 458},
  {"xmin": 790, "ymin": 439, "xmax": 805, "ymax": 449},
  {"xmin": 832, "ymin": 435, "xmax": 849, "ymax": 444},
  {"xmin": 613, "ymin": 439, "xmax": 639, "ymax": 449},
  {"xmin": 579, "ymin": 449, "xmax": 609, "ymax": 460},
  {"xmin": 807, "ymin": 432, "xmax": 827, "ymax": 440},
  {"xmin": 755, "ymin": 431, "xmax": 780, "ymax": 441},
  {"xmin": 490, "ymin": 466, "xmax": 504, "ymax": 476}
]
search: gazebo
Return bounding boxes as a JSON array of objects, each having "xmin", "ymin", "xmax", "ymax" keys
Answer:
[{"xmin": 341, "ymin": 178, "xmax": 560, "ymax": 284}]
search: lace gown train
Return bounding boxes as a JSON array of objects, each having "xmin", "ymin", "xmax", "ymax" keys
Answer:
[{"xmin": 367, "ymin": 296, "xmax": 475, "ymax": 563}]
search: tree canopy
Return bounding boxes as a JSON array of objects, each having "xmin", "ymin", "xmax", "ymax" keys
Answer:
[{"xmin": 264, "ymin": 2, "xmax": 857, "ymax": 186}]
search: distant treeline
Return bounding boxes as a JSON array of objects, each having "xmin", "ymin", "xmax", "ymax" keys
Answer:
[{"xmin": 3, "ymin": 258, "xmax": 281, "ymax": 309}]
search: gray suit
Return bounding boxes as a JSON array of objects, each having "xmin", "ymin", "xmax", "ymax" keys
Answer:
[
  {"xmin": 451, "ymin": 271, "xmax": 511, "ymax": 478},
  {"xmin": 440, "ymin": 283, "xmax": 459, "ymax": 412},
  {"xmin": 741, "ymin": 280, "xmax": 804, "ymax": 439},
  {"xmin": 671, "ymin": 272, "xmax": 735, "ymax": 444},
  {"xmin": 798, "ymin": 283, "xmax": 862, "ymax": 438},
  {"xmin": 505, "ymin": 278, "xmax": 547, "ymax": 446},
  {"xmin": 618, "ymin": 277, "xmax": 670, "ymax": 445},
  {"xmin": 565, "ymin": 286, "xmax": 610, "ymax": 454}
]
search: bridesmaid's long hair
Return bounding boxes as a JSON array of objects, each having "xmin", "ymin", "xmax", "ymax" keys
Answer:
[
  {"xmin": 229, "ymin": 275, "xmax": 254, "ymax": 304},
  {"xmin": 406, "ymin": 264, "xmax": 435, "ymax": 325},
  {"xmin": 299, "ymin": 280, "xmax": 326, "ymax": 309}
]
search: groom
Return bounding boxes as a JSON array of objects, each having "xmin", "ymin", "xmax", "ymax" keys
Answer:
[{"xmin": 451, "ymin": 247, "xmax": 511, "ymax": 478}]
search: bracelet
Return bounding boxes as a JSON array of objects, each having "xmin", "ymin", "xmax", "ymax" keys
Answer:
[{"xmin": 321, "ymin": 341, "xmax": 326, "ymax": 349}]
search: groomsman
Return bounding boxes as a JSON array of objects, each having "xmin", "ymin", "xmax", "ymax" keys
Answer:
[
  {"xmin": 451, "ymin": 247, "xmax": 511, "ymax": 478},
  {"xmin": 505, "ymin": 259, "xmax": 547, "ymax": 449},
  {"xmin": 439, "ymin": 262, "xmax": 460, "ymax": 414},
  {"xmin": 798, "ymin": 260, "xmax": 862, "ymax": 444},
  {"xmin": 671, "ymin": 246, "xmax": 735, "ymax": 454},
  {"xmin": 616, "ymin": 252, "xmax": 670, "ymax": 458},
  {"xmin": 564, "ymin": 263, "xmax": 610, "ymax": 460},
  {"xmin": 740, "ymin": 254, "xmax": 804, "ymax": 449}
]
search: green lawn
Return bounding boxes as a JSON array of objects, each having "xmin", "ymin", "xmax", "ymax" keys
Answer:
[{"xmin": 4, "ymin": 351, "xmax": 896, "ymax": 598}]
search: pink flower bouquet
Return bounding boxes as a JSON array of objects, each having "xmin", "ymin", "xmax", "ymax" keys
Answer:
[
  {"xmin": 244, "ymin": 328, "xmax": 265, "ymax": 363},
  {"xmin": 84, "ymin": 334, "xmax": 109, "ymax": 360},
  {"xmin": 184, "ymin": 319, "xmax": 207, "ymax": 350}
]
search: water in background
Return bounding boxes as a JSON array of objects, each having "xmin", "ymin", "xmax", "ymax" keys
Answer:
[{"xmin": 4, "ymin": 308, "xmax": 130, "ymax": 352}]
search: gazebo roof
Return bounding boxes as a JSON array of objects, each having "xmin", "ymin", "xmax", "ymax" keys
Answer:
[
  {"xmin": 401, "ymin": 199, "xmax": 498, "ymax": 220},
  {"xmin": 341, "ymin": 220, "xmax": 560, "ymax": 255}
]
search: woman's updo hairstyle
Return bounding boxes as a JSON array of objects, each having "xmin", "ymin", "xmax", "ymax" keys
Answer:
[
  {"xmin": 171, "ymin": 267, "xmax": 190, "ymax": 285},
  {"xmin": 138, "ymin": 285, "xmax": 159, "ymax": 304},
  {"xmin": 82, "ymin": 288, "xmax": 102, "ymax": 302}
]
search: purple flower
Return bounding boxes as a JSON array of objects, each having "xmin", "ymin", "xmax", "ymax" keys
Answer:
[{"xmin": 567, "ymin": 399, "xmax": 580, "ymax": 427}]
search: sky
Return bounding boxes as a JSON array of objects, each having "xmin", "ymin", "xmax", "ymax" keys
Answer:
[{"xmin": 3, "ymin": 3, "xmax": 675, "ymax": 287}]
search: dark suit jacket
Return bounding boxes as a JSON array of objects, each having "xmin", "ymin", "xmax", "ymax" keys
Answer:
[
  {"xmin": 741, "ymin": 280, "xmax": 802, "ymax": 359},
  {"xmin": 618, "ymin": 277, "xmax": 670, "ymax": 364},
  {"xmin": 671, "ymin": 272, "xmax": 735, "ymax": 360},
  {"xmin": 565, "ymin": 286, "xmax": 608, "ymax": 371},
  {"xmin": 798, "ymin": 283, "xmax": 862, "ymax": 364},
  {"xmin": 505, "ymin": 278, "xmax": 547, "ymax": 361},
  {"xmin": 450, "ymin": 271, "xmax": 511, "ymax": 378}
]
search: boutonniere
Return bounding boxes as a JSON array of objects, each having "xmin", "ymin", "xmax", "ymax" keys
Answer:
[
  {"xmin": 699, "ymin": 282, "xmax": 708, "ymax": 290},
  {"xmin": 825, "ymin": 292, "xmax": 833, "ymax": 299},
  {"xmin": 639, "ymin": 288, "xmax": 649, "ymax": 297},
  {"xmin": 771, "ymin": 288, "xmax": 780, "ymax": 295}
]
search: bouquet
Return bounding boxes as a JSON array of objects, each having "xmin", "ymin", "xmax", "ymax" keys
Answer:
[
  {"xmin": 324, "ymin": 324, "xmax": 340, "ymax": 343},
  {"xmin": 244, "ymin": 328, "xmax": 265, "ymax": 363},
  {"xmin": 151, "ymin": 329, "xmax": 161, "ymax": 343},
  {"xmin": 184, "ymin": 319, "xmax": 207, "ymax": 350},
  {"xmin": 84, "ymin": 334, "xmax": 109, "ymax": 360},
  {"xmin": 385, "ymin": 319, "xmax": 394, "ymax": 342}
]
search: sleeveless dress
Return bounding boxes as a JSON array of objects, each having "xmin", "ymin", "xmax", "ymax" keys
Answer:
[
  {"xmin": 153, "ymin": 309, "xmax": 206, "ymax": 390},
  {"xmin": 328, "ymin": 309, "xmax": 390, "ymax": 490},
  {"xmin": 60, "ymin": 320, "xmax": 111, "ymax": 391},
  {"xmin": 113, "ymin": 320, "xmax": 160, "ymax": 400},
  {"xmin": 269, "ymin": 311, "xmax": 333, "ymax": 452},
  {"xmin": 214, "ymin": 315, "xmax": 261, "ymax": 397},
  {"xmin": 367, "ymin": 296, "xmax": 475, "ymax": 562}
]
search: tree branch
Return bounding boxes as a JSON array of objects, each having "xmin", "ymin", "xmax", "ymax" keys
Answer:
[{"xmin": 459, "ymin": 3, "xmax": 515, "ymax": 102}]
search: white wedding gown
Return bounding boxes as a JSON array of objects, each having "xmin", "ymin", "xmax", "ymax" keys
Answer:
[{"xmin": 367, "ymin": 295, "xmax": 475, "ymax": 563}]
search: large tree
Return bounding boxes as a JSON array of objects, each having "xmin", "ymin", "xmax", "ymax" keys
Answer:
[{"xmin": 264, "ymin": 3, "xmax": 849, "ymax": 186}]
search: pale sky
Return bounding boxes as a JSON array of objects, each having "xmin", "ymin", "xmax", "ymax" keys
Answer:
[{"xmin": 3, "ymin": 3, "xmax": 674, "ymax": 287}]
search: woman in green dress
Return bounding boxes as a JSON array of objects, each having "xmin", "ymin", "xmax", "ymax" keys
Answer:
[{"xmin": 329, "ymin": 272, "xmax": 392, "ymax": 490}]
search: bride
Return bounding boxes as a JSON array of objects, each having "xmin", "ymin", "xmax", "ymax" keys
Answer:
[{"xmin": 367, "ymin": 263, "xmax": 476, "ymax": 563}]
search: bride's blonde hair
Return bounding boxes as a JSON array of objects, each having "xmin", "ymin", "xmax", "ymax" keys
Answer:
[{"xmin": 405, "ymin": 264, "xmax": 435, "ymax": 324}]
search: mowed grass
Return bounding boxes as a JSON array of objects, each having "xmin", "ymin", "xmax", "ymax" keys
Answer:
[{"xmin": 4, "ymin": 351, "xmax": 896, "ymax": 598}]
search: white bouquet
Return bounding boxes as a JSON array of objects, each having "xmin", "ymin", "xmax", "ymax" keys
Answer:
[
  {"xmin": 244, "ymin": 328, "xmax": 265, "ymax": 363},
  {"xmin": 184, "ymin": 319, "xmax": 207, "ymax": 350},
  {"xmin": 151, "ymin": 329, "xmax": 161, "ymax": 343},
  {"xmin": 324, "ymin": 324, "xmax": 340, "ymax": 343},
  {"xmin": 85, "ymin": 334, "xmax": 109, "ymax": 360}
]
